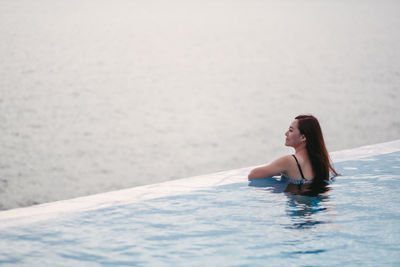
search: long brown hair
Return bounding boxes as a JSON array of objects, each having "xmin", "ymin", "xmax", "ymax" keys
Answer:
[{"xmin": 295, "ymin": 115, "xmax": 338, "ymax": 194}]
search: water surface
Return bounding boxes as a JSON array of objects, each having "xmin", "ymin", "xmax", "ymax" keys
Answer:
[{"xmin": 0, "ymin": 151, "xmax": 399, "ymax": 266}]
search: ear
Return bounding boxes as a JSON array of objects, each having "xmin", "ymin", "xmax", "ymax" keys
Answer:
[{"xmin": 300, "ymin": 134, "xmax": 306, "ymax": 142}]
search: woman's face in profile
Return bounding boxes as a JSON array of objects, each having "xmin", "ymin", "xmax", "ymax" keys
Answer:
[{"xmin": 285, "ymin": 120, "xmax": 303, "ymax": 147}]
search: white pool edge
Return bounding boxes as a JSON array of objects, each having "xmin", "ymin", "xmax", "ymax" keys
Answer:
[{"xmin": 1, "ymin": 139, "xmax": 400, "ymax": 228}]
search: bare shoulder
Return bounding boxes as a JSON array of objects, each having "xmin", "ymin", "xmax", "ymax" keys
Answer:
[
  {"xmin": 271, "ymin": 155, "xmax": 294, "ymax": 166},
  {"xmin": 248, "ymin": 154, "xmax": 294, "ymax": 180},
  {"xmin": 269, "ymin": 155, "xmax": 295, "ymax": 175}
]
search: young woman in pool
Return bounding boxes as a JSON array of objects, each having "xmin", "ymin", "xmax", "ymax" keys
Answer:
[{"xmin": 248, "ymin": 115, "xmax": 338, "ymax": 195}]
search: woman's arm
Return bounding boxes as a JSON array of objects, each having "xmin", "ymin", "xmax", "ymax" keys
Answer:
[{"xmin": 248, "ymin": 155, "xmax": 291, "ymax": 180}]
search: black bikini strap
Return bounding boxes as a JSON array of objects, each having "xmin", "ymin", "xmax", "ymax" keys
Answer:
[{"xmin": 292, "ymin": 155, "xmax": 305, "ymax": 180}]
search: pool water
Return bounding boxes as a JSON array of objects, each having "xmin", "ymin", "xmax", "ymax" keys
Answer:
[{"xmin": 1, "ymin": 151, "xmax": 400, "ymax": 266}]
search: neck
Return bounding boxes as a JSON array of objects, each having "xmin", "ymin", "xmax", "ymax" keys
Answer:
[{"xmin": 294, "ymin": 144, "xmax": 307, "ymax": 155}]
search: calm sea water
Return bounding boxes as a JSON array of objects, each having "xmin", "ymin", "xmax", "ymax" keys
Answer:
[{"xmin": 1, "ymin": 0, "xmax": 399, "ymax": 210}]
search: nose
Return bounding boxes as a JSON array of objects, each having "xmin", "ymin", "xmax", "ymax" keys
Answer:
[{"xmin": 285, "ymin": 131, "xmax": 288, "ymax": 137}]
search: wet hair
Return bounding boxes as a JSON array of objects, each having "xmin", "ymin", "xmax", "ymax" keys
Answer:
[{"xmin": 295, "ymin": 115, "xmax": 338, "ymax": 195}]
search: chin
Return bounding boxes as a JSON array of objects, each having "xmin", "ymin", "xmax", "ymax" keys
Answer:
[{"xmin": 285, "ymin": 142, "xmax": 294, "ymax": 148}]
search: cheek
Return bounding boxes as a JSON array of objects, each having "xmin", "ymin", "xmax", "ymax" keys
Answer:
[{"xmin": 288, "ymin": 133, "xmax": 300, "ymax": 141}]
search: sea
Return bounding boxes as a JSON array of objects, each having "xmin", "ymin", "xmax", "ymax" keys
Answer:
[{"xmin": 1, "ymin": 0, "xmax": 399, "ymax": 210}]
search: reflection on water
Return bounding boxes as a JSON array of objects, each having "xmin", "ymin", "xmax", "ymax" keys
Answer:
[
  {"xmin": 285, "ymin": 193, "xmax": 330, "ymax": 229},
  {"xmin": 249, "ymin": 176, "xmax": 334, "ymax": 229}
]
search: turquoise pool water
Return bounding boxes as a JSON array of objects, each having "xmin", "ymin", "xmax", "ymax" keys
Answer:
[{"xmin": 1, "ymin": 151, "xmax": 400, "ymax": 266}]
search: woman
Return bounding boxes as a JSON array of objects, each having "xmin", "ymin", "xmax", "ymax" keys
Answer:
[{"xmin": 248, "ymin": 115, "xmax": 338, "ymax": 195}]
